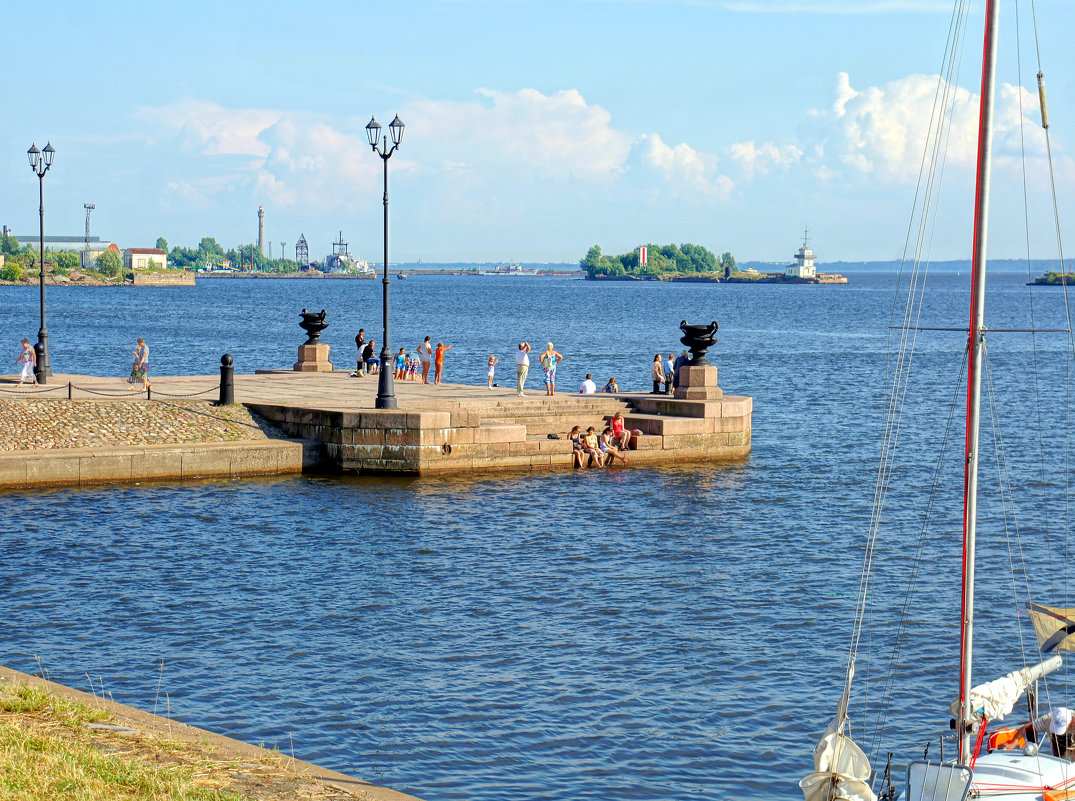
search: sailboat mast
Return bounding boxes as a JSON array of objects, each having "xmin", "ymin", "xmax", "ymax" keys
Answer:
[{"xmin": 959, "ymin": 0, "xmax": 1000, "ymax": 765}]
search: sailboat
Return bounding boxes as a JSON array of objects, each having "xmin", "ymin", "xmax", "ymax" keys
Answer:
[{"xmin": 801, "ymin": 2, "xmax": 1074, "ymax": 800}]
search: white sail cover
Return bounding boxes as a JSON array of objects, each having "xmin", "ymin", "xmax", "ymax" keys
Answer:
[
  {"xmin": 1027, "ymin": 603, "xmax": 1075, "ymax": 653},
  {"xmin": 800, "ymin": 665, "xmax": 879, "ymax": 801},
  {"xmin": 947, "ymin": 655, "xmax": 1062, "ymax": 720}
]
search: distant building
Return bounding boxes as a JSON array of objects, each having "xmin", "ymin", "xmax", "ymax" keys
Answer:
[
  {"xmin": 123, "ymin": 247, "xmax": 168, "ymax": 270},
  {"xmin": 10, "ymin": 233, "xmax": 117, "ymax": 265},
  {"xmin": 785, "ymin": 231, "xmax": 817, "ymax": 280}
]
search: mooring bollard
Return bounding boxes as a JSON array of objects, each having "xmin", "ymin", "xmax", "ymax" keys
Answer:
[
  {"xmin": 33, "ymin": 343, "xmax": 46, "ymax": 385},
  {"xmin": 67, "ymin": 382, "xmax": 72, "ymax": 400},
  {"xmin": 218, "ymin": 354, "xmax": 234, "ymax": 405}
]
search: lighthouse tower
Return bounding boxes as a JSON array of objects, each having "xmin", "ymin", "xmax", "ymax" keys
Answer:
[
  {"xmin": 257, "ymin": 206, "xmax": 265, "ymax": 256},
  {"xmin": 785, "ymin": 229, "xmax": 817, "ymax": 279}
]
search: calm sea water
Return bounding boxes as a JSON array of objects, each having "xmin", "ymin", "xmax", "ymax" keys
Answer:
[{"xmin": 3, "ymin": 271, "xmax": 1074, "ymax": 800}]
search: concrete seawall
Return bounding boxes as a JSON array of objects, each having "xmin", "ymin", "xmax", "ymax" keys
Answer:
[{"xmin": 0, "ymin": 439, "xmax": 321, "ymax": 489}]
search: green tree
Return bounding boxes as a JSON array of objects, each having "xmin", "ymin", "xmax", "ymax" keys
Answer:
[
  {"xmin": 0, "ymin": 233, "xmax": 20, "ymax": 256},
  {"xmin": 719, "ymin": 251, "xmax": 737, "ymax": 273},
  {"xmin": 197, "ymin": 237, "xmax": 225, "ymax": 264},
  {"xmin": 96, "ymin": 249, "xmax": 123, "ymax": 277},
  {"xmin": 169, "ymin": 246, "xmax": 198, "ymax": 269},
  {"xmin": 0, "ymin": 262, "xmax": 22, "ymax": 281},
  {"xmin": 56, "ymin": 251, "xmax": 79, "ymax": 274},
  {"xmin": 155, "ymin": 236, "xmax": 169, "ymax": 253}
]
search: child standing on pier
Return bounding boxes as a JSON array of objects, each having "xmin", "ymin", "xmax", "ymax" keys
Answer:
[
  {"xmin": 487, "ymin": 354, "xmax": 499, "ymax": 389},
  {"xmin": 15, "ymin": 338, "xmax": 36, "ymax": 386}
]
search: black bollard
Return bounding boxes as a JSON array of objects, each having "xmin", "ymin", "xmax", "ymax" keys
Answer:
[
  {"xmin": 218, "ymin": 354, "xmax": 234, "ymax": 405},
  {"xmin": 33, "ymin": 343, "xmax": 46, "ymax": 385}
]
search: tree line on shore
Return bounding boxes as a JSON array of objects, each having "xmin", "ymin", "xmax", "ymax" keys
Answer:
[
  {"xmin": 0, "ymin": 232, "xmax": 309, "ymax": 283},
  {"xmin": 164, "ymin": 236, "xmax": 306, "ymax": 273},
  {"xmin": 580, "ymin": 243, "xmax": 737, "ymax": 278}
]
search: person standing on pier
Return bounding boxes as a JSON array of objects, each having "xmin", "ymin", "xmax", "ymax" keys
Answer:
[
  {"xmin": 434, "ymin": 342, "xmax": 452, "ymax": 385},
  {"xmin": 541, "ymin": 342, "xmax": 563, "ymax": 396},
  {"xmin": 14, "ymin": 338, "xmax": 37, "ymax": 386},
  {"xmin": 664, "ymin": 353, "xmax": 675, "ymax": 394},
  {"xmin": 418, "ymin": 336, "xmax": 433, "ymax": 383},
  {"xmin": 651, "ymin": 354, "xmax": 665, "ymax": 394},
  {"xmin": 128, "ymin": 338, "xmax": 151, "ymax": 392},
  {"xmin": 353, "ymin": 330, "xmax": 366, "ymax": 376},
  {"xmin": 487, "ymin": 354, "xmax": 499, "ymax": 389},
  {"xmin": 515, "ymin": 342, "xmax": 530, "ymax": 396},
  {"xmin": 672, "ymin": 350, "xmax": 689, "ymax": 389}
]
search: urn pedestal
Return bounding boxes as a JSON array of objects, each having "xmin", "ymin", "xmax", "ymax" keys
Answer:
[
  {"xmin": 674, "ymin": 364, "xmax": 723, "ymax": 400},
  {"xmin": 293, "ymin": 308, "xmax": 333, "ymax": 372},
  {"xmin": 294, "ymin": 343, "xmax": 333, "ymax": 372},
  {"xmin": 674, "ymin": 320, "xmax": 722, "ymax": 399}
]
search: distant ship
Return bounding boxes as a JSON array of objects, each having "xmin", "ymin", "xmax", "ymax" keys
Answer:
[{"xmin": 478, "ymin": 263, "xmax": 538, "ymax": 276}]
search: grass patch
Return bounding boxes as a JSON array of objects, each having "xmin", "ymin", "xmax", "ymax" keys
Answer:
[{"xmin": 0, "ymin": 681, "xmax": 246, "ymax": 800}]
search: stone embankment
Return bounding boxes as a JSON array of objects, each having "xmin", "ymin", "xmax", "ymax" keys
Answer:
[
  {"xmin": 0, "ymin": 387, "xmax": 319, "ymax": 489},
  {"xmin": 0, "ymin": 366, "xmax": 752, "ymax": 486}
]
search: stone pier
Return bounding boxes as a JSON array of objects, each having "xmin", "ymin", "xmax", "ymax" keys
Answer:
[{"xmin": 0, "ymin": 368, "xmax": 752, "ymax": 485}]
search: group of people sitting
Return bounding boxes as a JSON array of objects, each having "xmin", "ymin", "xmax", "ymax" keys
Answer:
[
  {"xmin": 578, "ymin": 374, "xmax": 619, "ymax": 394},
  {"xmin": 568, "ymin": 411, "xmax": 633, "ymax": 468}
]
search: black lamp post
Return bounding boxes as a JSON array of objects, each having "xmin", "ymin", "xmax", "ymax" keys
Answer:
[
  {"xmin": 365, "ymin": 114, "xmax": 405, "ymax": 409},
  {"xmin": 27, "ymin": 142, "xmax": 55, "ymax": 378}
]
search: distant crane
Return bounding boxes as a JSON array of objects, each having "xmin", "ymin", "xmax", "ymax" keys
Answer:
[{"xmin": 82, "ymin": 203, "xmax": 95, "ymax": 268}]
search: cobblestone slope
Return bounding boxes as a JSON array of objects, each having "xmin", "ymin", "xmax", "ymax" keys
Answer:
[{"xmin": 0, "ymin": 399, "xmax": 285, "ymax": 451}]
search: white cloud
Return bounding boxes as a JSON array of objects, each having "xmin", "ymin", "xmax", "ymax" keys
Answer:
[
  {"xmin": 633, "ymin": 133, "xmax": 734, "ymax": 198},
  {"xmin": 137, "ymin": 100, "xmax": 280, "ymax": 157},
  {"xmin": 135, "ymin": 88, "xmax": 737, "ymax": 216},
  {"xmin": 726, "ymin": 140, "xmax": 803, "ymax": 179},
  {"xmin": 408, "ymin": 87, "xmax": 633, "ymax": 181},
  {"xmin": 807, "ymin": 71, "xmax": 982, "ymax": 182}
]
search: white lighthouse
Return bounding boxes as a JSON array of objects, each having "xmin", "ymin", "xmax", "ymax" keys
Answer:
[{"xmin": 785, "ymin": 229, "xmax": 817, "ymax": 279}]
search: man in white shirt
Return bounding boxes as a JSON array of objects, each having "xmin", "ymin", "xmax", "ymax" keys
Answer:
[
  {"xmin": 579, "ymin": 373, "xmax": 597, "ymax": 394},
  {"xmin": 515, "ymin": 342, "xmax": 530, "ymax": 396}
]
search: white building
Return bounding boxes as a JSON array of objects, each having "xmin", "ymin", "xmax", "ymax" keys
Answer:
[
  {"xmin": 123, "ymin": 247, "xmax": 168, "ymax": 270},
  {"xmin": 785, "ymin": 232, "xmax": 817, "ymax": 279}
]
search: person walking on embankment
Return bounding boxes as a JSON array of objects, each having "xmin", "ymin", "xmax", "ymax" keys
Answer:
[
  {"xmin": 128, "ymin": 338, "xmax": 151, "ymax": 392},
  {"xmin": 14, "ymin": 338, "xmax": 37, "ymax": 386}
]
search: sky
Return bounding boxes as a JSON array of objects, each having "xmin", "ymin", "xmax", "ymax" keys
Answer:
[{"xmin": 3, "ymin": 0, "xmax": 1073, "ymax": 264}]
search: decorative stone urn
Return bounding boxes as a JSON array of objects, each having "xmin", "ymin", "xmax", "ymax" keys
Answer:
[
  {"xmin": 294, "ymin": 308, "xmax": 333, "ymax": 372},
  {"xmin": 299, "ymin": 308, "xmax": 329, "ymax": 345},
  {"xmin": 674, "ymin": 320, "xmax": 722, "ymax": 400},
  {"xmin": 679, "ymin": 320, "xmax": 718, "ymax": 366}
]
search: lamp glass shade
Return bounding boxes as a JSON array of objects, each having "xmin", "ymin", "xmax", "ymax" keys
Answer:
[
  {"xmin": 389, "ymin": 114, "xmax": 405, "ymax": 146},
  {"xmin": 27, "ymin": 144, "xmax": 40, "ymax": 169},
  {"xmin": 365, "ymin": 117, "xmax": 381, "ymax": 148},
  {"xmin": 42, "ymin": 142, "xmax": 55, "ymax": 167}
]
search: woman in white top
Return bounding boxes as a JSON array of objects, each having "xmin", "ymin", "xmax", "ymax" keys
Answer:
[{"xmin": 417, "ymin": 336, "xmax": 433, "ymax": 383}]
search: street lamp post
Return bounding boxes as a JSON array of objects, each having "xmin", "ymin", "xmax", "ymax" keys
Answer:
[
  {"xmin": 27, "ymin": 142, "xmax": 55, "ymax": 378},
  {"xmin": 365, "ymin": 114, "xmax": 405, "ymax": 410}
]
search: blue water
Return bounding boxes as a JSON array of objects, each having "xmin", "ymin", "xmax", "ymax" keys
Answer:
[{"xmin": 3, "ymin": 271, "xmax": 1074, "ymax": 799}]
